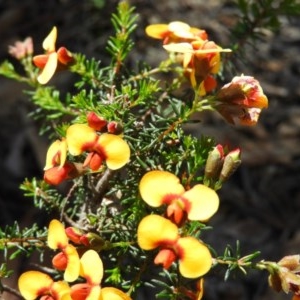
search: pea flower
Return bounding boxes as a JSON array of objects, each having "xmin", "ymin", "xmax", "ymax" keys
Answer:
[
  {"xmin": 43, "ymin": 139, "xmax": 85, "ymax": 185},
  {"xmin": 70, "ymin": 249, "xmax": 131, "ymax": 300},
  {"xmin": 33, "ymin": 26, "xmax": 74, "ymax": 84},
  {"xmin": 18, "ymin": 270, "xmax": 71, "ymax": 300},
  {"xmin": 164, "ymin": 41, "xmax": 231, "ymax": 95},
  {"xmin": 137, "ymin": 214, "xmax": 212, "ymax": 278},
  {"xmin": 139, "ymin": 170, "xmax": 219, "ymax": 225},
  {"xmin": 214, "ymin": 75, "xmax": 268, "ymax": 125},
  {"xmin": 66, "ymin": 124, "xmax": 130, "ymax": 171},
  {"xmin": 8, "ymin": 37, "xmax": 33, "ymax": 60},
  {"xmin": 145, "ymin": 21, "xmax": 208, "ymax": 44},
  {"xmin": 48, "ymin": 219, "xmax": 80, "ymax": 282},
  {"xmin": 269, "ymin": 255, "xmax": 300, "ymax": 297}
]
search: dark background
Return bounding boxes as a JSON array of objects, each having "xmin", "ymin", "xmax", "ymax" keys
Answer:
[{"xmin": 1, "ymin": 0, "xmax": 300, "ymax": 299}]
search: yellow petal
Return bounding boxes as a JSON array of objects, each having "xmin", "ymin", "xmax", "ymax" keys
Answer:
[
  {"xmin": 100, "ymin": 287, "xmax": 132, "ymax": 300},
  {"xmin": 168, "ymin": 21, "xmax": 190, "ymax": 32},
  {"xmin": 51, "ymin": 281, "xmax": 71, "ymax": 300},
  {"xmin": 137, "ymin": 215, "xmax": 178, "ymax": 250},
  {"xmin": 184, "ymin": 184, "xmax": 219, "ymax": 221},
  {"xmin": 163, "ymin": 42, "xmax": 194, "ymax": 53},
  {"xmin": 139, "ymin": 170, "xmax": 185, "ymax": 207},
  {"xmin": 87, "ymin": 286, "xmax": 101, "ymax": 300},
  {"xmin": 177, "ymin": 237, "xmax": 212, "ymax": 278},
  {"xmin": 43, "ymin": 26, "xmax": 57, "ymax": 51},
  {"xmin": 64, "ymin": 244, "xmax": 80, "ymax": 282},
  {"xmin": 44, "ymin": 139, "xmax": 67, "ymax": 170},
  {"xmin": 98, "ymin": 133, "xmax": 130, "ymax": 170},
  {"xmin": 48, "ymin": 219, "xmax": 68, "ymax": 250},
  {"xmin": 80, "ymin": 249, "xmax": 103, "ymax": 285},
  {"xmin": 37, "ymin": 52, "xmax": 58, "ymax": 84},
  {"xmin": 66, "ymin": 124, "xmax": 98, "ymax": 156},
  {"xmin": 145, "ymin": 24, "xmax": 169, "ymax": 39},
  {"xmin": 18, "ymin": 271, "xmax": 53, "ymax": 300}
]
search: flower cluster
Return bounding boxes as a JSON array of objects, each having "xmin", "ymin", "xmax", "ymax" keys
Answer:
[
  {"xmin": 146, "ymin": 21, "xmax": 268, "ymax": 126},
  {"xmin": 137, "ymin": 169, "xmax": 219, "ymax": 295},
  {"xmin": 44, "ymin": 113, "xmax": 130, "ymax": 185},
  {"xmin": 18, "ymin": 219, "xmax": 131, "ymax": 300},
  {"xmin": 146, "ymin": 21, "xmax": 231, "ymax": 96}
]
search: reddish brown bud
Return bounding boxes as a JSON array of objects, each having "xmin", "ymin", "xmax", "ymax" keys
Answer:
[{"xmin": 87, "ymin": 112, "xmax": 107, "ymax": 131}]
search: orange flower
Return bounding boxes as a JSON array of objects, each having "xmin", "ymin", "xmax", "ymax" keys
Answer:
[
  {"xmin": 43, "ymin": 139, "xmax": 84, "ymax": 185},
  {"xmin": 18, "ymin": 270, "xmax": 71, "ymax": 300},
  {"xmin": 33, "ymin": 26, "xmax": 74, "ymax": 84},
  {"xmin": 70, "ymin": 250, "xmax": 131, "ymax": 300},
  {"xmin": 164, "ymin": 41, "xmax": 231, "ymax": 95},
  {"xmin": 48, "ymin": 219, "xmax": 80, "ymax": 282},
  {"xmin": 70, "ymin": 250, "xmax": 103, "ymax": 300},
  {"xmin": 66, "ymin": 124, "xmax": 130, "ymax": 171},
  {"xmin": 139, "ymin": 170, "xmax": 219, "ymax": 224},
  {"xmin": 145, "ymin": 21, "xmax": 207, "ymax": 44},
  {"xmin": 214, "ymin": 75, "xmax": 268, "ymax": 126},
  {"xmin": 137, "ymin": 215, "xmax": 212, "ymax": 278}
]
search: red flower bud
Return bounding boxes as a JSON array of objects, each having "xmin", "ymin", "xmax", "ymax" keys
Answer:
[
  {"xmin": 87, "ymin": 112, "xmax": 107, "ymax": 131},
  {"xmin": 107, "ymin": 121, "xmax": 123, "ymax": 135}
]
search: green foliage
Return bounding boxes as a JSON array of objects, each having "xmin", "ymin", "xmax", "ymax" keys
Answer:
[{"xmin": 0, "ymin": 0, "xmax": 299, "ymax": 299}]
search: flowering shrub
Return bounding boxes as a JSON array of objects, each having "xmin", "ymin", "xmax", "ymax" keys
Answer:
[{"xmin": 1, "ymin": 1, "xmax": 300, "ymax": 300}]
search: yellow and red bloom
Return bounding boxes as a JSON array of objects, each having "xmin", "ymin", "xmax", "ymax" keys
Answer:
[
  {"xmin": 70, "ymin": 250, "xmax": 103, "ymax": 300},
  {"xmin": 18, "ymin": 271, "xmax": 71, "ymax": 300},
  {"xmin": 164, "ymin": 41, "xmax": 231, "ymax": 95},
  {"xmin": 139, "ymin": 170, "xmax": 219, "ymax": 225},
  {"xmin": 66, "ymin": 124, "xmax": 130, "ymax": 171},
  {"xmin": 33, "ymin": 26, "xmax": 74, "ymax": 84},
  {"xmin": 145, "ymin": 21, "xmax": 208, "ymax": 44},
  {"xmin": 70, "ymin": 249, "xmax": 131, "ymax": 300},
  {"xmin": 214, "ymin": 75, "xmax": 268, "ymax": 126},
  {"xmin": 137, "ymin": 214, "xmax": 212, "ymax": 278},
  {"xmin": 43, "ymin": 139, "xmax": 84, "ymax": 185},
  {"xmin": 48, "ymin": 219, "xmax": 80, "ymax": 282}
]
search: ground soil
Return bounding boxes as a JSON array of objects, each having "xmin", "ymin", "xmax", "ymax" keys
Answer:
[{"xmin": 1, "ymin": 1, "xmax": 300, "ymax": 299}]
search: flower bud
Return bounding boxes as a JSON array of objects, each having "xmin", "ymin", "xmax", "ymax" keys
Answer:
[
  {"xmin": 87, "ymin": 112, "xmax": 107, "ymax": 131},
  {"xmin": 107, "ymin": 121, "xmax": 123, "ymax": 135},
  {"xmin": 204, "ymin": 144, "xmax": 224, "ymax": 181},
  {"xmin": 65, "ymin": 227, "xmax": 85, "ymax": 245},
  {"xmin": 85, "ymin": 233, "xmax": 106, "ymax": 250},
  {"xmin": 219, "ymin": 148, "xmax": 241, "ymax": 182}
]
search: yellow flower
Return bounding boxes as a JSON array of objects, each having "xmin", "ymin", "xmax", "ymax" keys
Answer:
[
  {"xmin": 33, "ymin": 26, "xmax": 74, "ymax": 84},
  {"xmin": 48, "ymin": 219, "xmax": 80, "ymax": 282},
  {"xmin": 164, "ymin": 41, "xmax": 231, "ymax": 95},
  {"xmin": 44, "ymin": 139, "xmax": 68, "ymax": 170},
  {"xmin": 145, "ymin": 21, "xmax": 208, "ymax": 44},
  {"xmin": 66, "ymin": 124, "xmax": 130, "ymax": 170},
  {"xmin": 137, "ymin": 215, "xmax": 212, "ymax": 278},
  {"xmin": 70, "ymin": 250, "xmax": 131, "ymax": 300},
  {"xmin": 139, "ymin": 170, "xmax": 219, "ymax": 224},
  {"xmin": 18, "ymin": 270, "xmax": 71, "ymax": 300}
]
